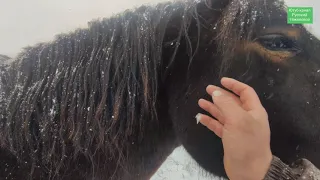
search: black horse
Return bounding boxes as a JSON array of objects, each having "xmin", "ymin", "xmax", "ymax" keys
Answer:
[{"xmin": 0, "ymin": 0, "xmax": 319, "ymax": 179}]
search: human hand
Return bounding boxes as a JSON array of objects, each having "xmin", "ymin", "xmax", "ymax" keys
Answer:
[{"xmin": 196, "ymin": 77, "xmax": 273, "ymax": 180}]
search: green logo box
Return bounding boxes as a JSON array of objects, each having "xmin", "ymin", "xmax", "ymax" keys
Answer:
[{"xmin": 287, "ymin": 7, "xmax": 313, "ymax": 24}]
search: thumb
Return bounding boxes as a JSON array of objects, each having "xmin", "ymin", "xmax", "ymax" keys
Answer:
[{"xmin": 212, "ymin": 90, "xmax": 244, "ymax": 118}]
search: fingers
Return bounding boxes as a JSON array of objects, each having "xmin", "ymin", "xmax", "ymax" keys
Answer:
[
  {"xmin": 220, "ymin": 77, "xmax": 263, "ymax": 111},
  {"xmin": 198, "ymin": 99, "xmax": 225, "ymax": 124},
  {"xmin": 196, "ymin": 113, "xmax": 223, "ymax": 138},
  {"xmin": 196, "ymin": 77, "xmax": 265, "ymax": 137},
  {"xmin": 209, "ymin": 89, "xmax": 245, "ymax": 119},
  {"xmin": 206, "ymin": 85, "xmax": 242, "ymax": 106}
]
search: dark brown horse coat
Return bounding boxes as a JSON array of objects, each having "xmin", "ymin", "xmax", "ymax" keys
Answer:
[{"xmin": 0, "ymin": 0, "xmax": 320, "ymax": 179}]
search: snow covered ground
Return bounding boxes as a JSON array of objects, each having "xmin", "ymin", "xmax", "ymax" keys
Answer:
[
  {"xmin": 151, "ymin": 146, "xmax": 226, "ymax": 180},
  {"xmin": 0, "ymin": 0, "xmax": 319, "ymax": 180}
]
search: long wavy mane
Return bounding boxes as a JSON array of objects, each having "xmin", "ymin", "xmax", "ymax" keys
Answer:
[
  {"xmin": 0, "ymin": 0, "xmax": 286, "ymax": 179},
  {"xmin": 0, "ymin": 1, "xmax": 200, "ymax": 178}
]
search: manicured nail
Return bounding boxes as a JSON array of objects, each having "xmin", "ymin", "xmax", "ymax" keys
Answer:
[
  {"xmin": 212, "ymin": 90, "xmax": 222, "ymax": 97},
  {"xmin": 195, "ymin": 113, "xmax": 201, "ymax": 124}
]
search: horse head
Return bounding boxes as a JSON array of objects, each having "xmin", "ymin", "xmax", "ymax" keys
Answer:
[
  {"xmin": 164, "ymin": 0, "xmax": 320, "ymax": 178},
  {"xmin": 0, "ymin": 0, "xmax": 319, "ymax": 179}
]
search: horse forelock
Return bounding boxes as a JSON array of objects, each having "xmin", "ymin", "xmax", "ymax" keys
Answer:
[{"xmin": 216, "ymin": 0, "xmax": 286, "ymax": 76}]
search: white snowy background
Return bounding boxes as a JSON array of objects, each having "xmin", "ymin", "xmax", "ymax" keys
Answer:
[{"xmin": 0, "ymin": 0, "xmax": 319, "ymax": 180}]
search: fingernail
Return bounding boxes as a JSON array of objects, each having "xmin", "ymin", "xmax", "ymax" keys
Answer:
[
  {"xmin": 195, "ymin": 113, "xmax": 201, "ymax": 124},
  {"xmin": 212, "ymin": 90, "xmax": 222, "ymax": 97}
]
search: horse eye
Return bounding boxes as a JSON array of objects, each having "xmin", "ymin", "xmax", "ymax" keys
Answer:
[{"xmin": 257, "ymin": 34, "xmax": 300, "ymax": 52}]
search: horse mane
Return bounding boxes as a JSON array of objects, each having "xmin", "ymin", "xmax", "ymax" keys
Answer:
[
  {"xmin": 0, "ymin": 0, "xmax": 201, "ymax": 178},
  {"xmin": 0, "ymin": 0, "xmax": 286, "ymax": 178}
]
